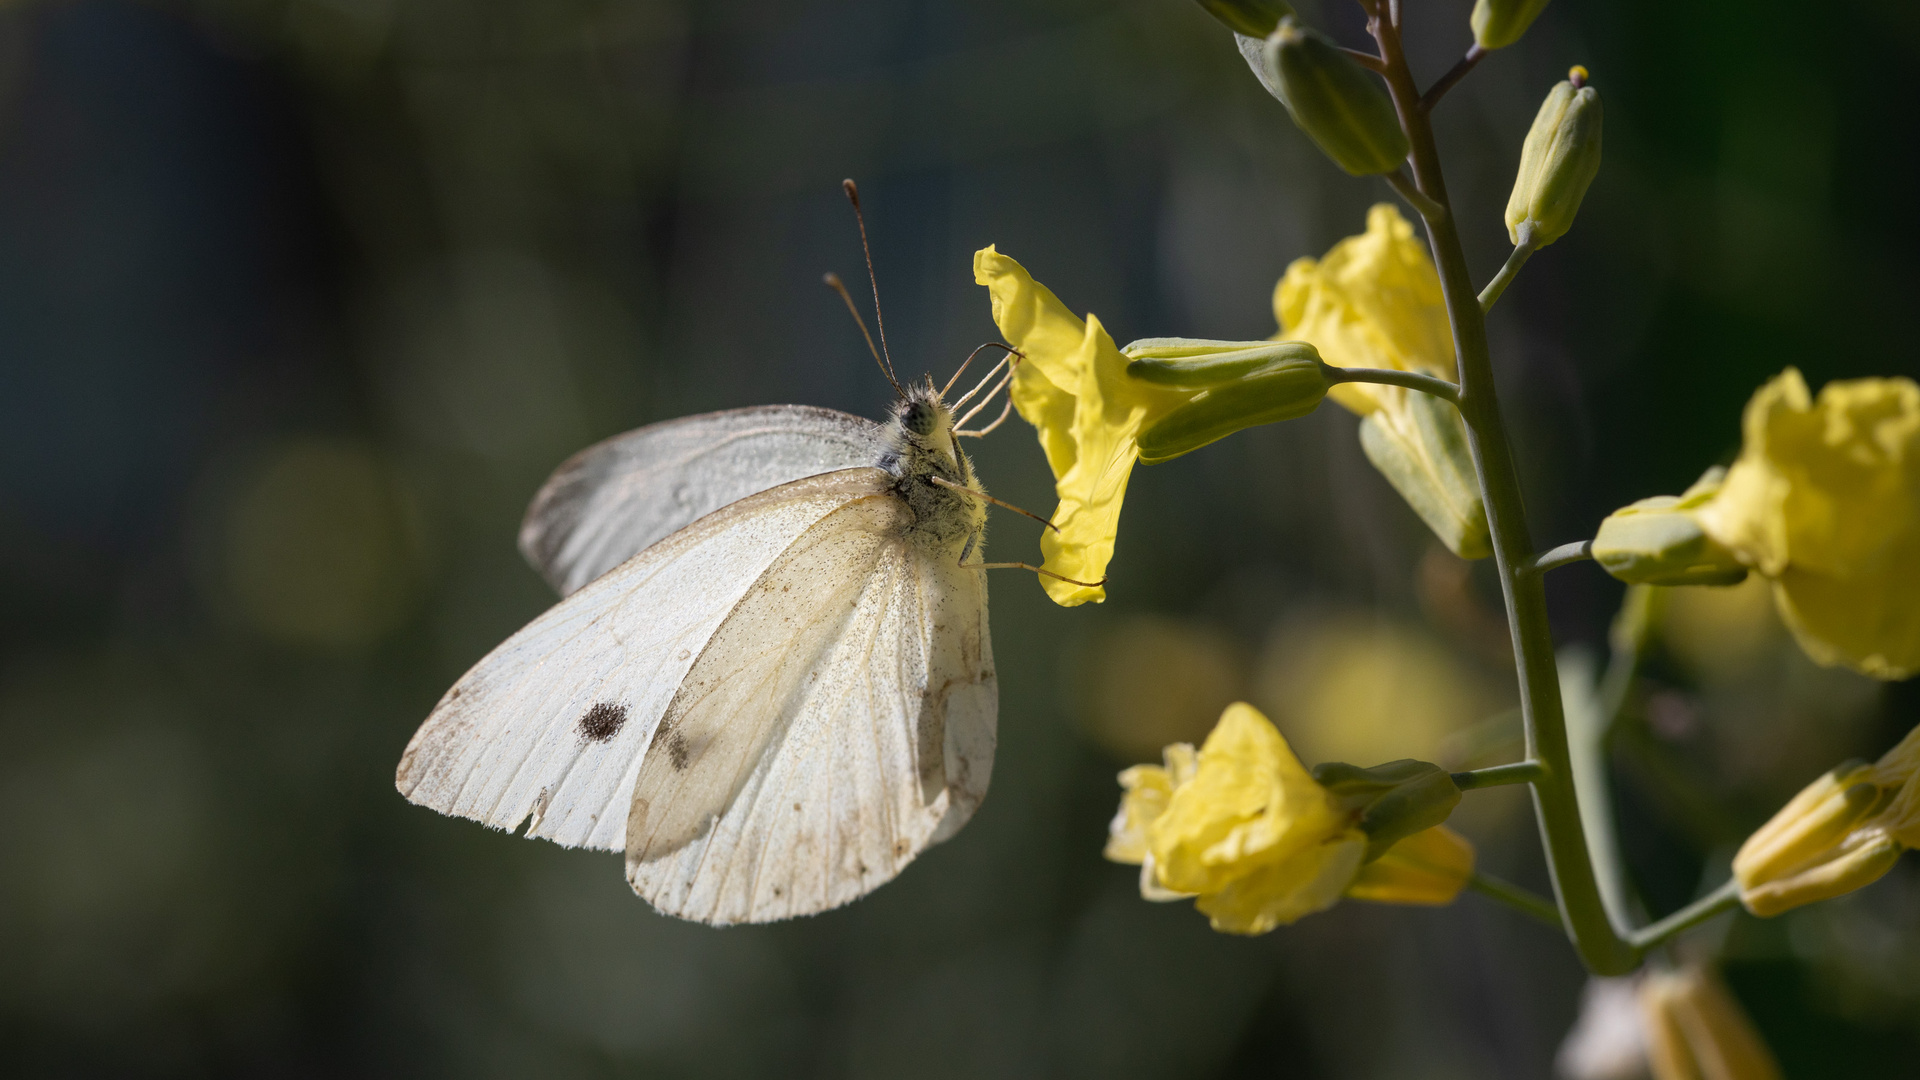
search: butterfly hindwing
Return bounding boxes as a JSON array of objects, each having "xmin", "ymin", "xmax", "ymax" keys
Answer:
[
  {"xmin": 520, "ymin": 405, "xmax": 887, "ymax": 597},
  {"xmin": 624, "ymin": 493, "xmax": 996, "ymax": 925},
  {"xmin": 395, "ymin": 469, "xmax": 894, "ymax": 852}
]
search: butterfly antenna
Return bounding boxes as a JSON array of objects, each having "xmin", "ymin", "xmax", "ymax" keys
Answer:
[
  {"xmin": 823, "ymin": 272, "xmax": 899, "ymax": 394},
  {"xmin": 842, "ymin": 179, "xmax": 902, "ymax": 393}
]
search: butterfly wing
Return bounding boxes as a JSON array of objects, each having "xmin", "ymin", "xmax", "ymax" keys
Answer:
[
  {"xmin": 624, "ymin": 493, "xmax": 996, "ymax": 925},
  {"xmin": 520, "ymin": 405, "xmax": 887, "ymax": 597},
  {"xmin": 396, "ymin": 469, "xmax": 895, "ymax": 853}
]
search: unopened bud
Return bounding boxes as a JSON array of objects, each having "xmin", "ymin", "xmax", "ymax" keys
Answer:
[
  {"xmin": 1505, "ymin": 73, "xmax": 1602, "ymax": 249},
  {"xmin": 1263, "ymin": 19, "xmax": 1409, "ymax": 177},
  {"xmin": 1471, "ymin": 0, "xmax": 1554, "ymax": 51},
  {"xmin": 1193, "ymin": 0, "xmax": 1293, "ymax": 38},
  {"xmin": 1732, "ymin": 761, "xmax": 1908, "ymax": 916},
  {"xmin": 1592, "ymin": 467, "xmax": 1746, "ymax": 586},
  {"xmin": 1129, "ymin": 339, "xmax": 1328, "ymax": 463}
]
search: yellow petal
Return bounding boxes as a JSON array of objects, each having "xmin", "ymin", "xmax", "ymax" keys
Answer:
[
  {"xmin": 1149, "ymin": 702, "xmax": 1353, "ymax": 896},
  {"xmin": 1194, "ymin": 832, "xmax": 1367, "ymax": 934},
  {"xmin": 1731, "ymin": 763, "xmax": 1879, "ymax": 890},
  {"xmin": 1272, "ymin": 203, "xmax": 1455, "ymax": 417},
  {"xmin": 1104, "ymin": 763, "xmax": 1174, "ymax": 865},
  {"xmin": 1345, "ymin": 824, "xmax": 1476, "ymax": 906},
  {"xmin": 1697, "ymin": 369, "xmax": 1920, "ymax": 679},
  {"xmin": 974, "ymin": 248, "xmax": 1189, "ymax": 605}
]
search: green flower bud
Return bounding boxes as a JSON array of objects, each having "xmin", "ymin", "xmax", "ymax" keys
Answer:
[
  {"xmin": 1193, "ymin": 0, "xmax": 1293, "ymax": 38},
  {"xmin": 1470, "ymin": 0, "xmax": 1553, "ymax": 51},
  {"xmin": 1128, "ymin": 343, "xmax": 1328, "ymax": 463},
  {"xmin": 1505, "ymin": 70, "xmax": 1602, "ymax": 249},
  {"xmin": 1592, "ymin": 467, "xmax": 1748, "ymax": 586},
  {"xmin": 1358, "ymin": 390, "xmax": 1492, "ymax": 560},
  {"xmin": 1125, "ymin": 338, "xmax": 1320, "ymax": 387},
  {"xmin": 1263, "ymin": 19, "xmax": 1409, "ymax": 177},
  {"xmin": 1313, "ymin": 759, "xmax": 1463, "ymax": 862}
]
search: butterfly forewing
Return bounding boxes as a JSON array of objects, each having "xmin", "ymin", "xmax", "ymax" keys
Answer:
[
  {"xmin": 625, "ymin": 497, "xmax": 995, "ymax": 924},
  {"xmin": 520, "ymin": 405, "xmax": 887, "ymax": 597},
  {"xmin": 396, "ymin": 469, "xmax": 892, "ymax": 852}
]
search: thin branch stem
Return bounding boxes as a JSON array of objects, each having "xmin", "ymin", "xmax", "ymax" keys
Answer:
[
  {"xmin": 1468, "ymin": 871, "xmax": 1564, "ymax": 927},
  {"xmin": 1384, "ymin": 168, "xmax": 1445, "ymax": 224},
  {"xmin": 1524, "ymin": 540, "xmax": 1594, "ymax": 577},
  {"xmin": 1340, "ymin": 46, "xmax": 1387, "ymax": 73},
  {"xmin": 1452, "ymin": 760, "xmax": 1547, "ymax": 790},
  {"xmin": 1479, "ymin": 241, "xmax": 1536, "ymax": 312},
  {"xmin": 1322, "ymin": 364, "xmax": 1459, "ymax": 404},
  {"xmin": 1420, "ymin": 45, "xmax": 1486, "ymax": 113},
  {"xmin": 1369, "ymin": 12, "xmax": 1638, "ymax": 975},
  {"xmin": 1626, "ymin": 879, "xmax": 1743, "ymax": 951}
]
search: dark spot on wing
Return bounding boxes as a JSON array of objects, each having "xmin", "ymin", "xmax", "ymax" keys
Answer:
[
  {"xmin": 669, "ymin": 732, "xmax": 691, "ymax": 771},
  {"xmin": 579, "ymin": 702, "xmax": 628, "ymax": 742}
]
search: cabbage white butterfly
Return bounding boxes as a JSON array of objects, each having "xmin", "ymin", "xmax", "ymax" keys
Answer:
[{"xmin": 395, "ymin": 183, "xmax": 1080, "ymax": 925}]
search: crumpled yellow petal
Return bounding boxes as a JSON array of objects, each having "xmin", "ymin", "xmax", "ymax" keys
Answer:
[
  {"xmin": 1194, "ymin": 831, "xmax": 1367, "ymax": 934},
  {"xmin": 1103, "ymin": 743, "xmax": 1197, "ymax": 865},
  {"xmin": 1344, "ymin": 824, "xmax": 1475, "ymax": 905},
  {"xmin": 975, "ymin": 247, "xmax": 1188, "ymax": 605},
  {"xmin": 1148, "ymin": 702, "xmax": 1363, "ymax": 905},
  {"xmin": 1273, "ymin": 203, "xmax": 1455, "ymax": 416},
  {"xmin": 1696, "ymin": 368, "xmax": 1920, "ymax": 679}
]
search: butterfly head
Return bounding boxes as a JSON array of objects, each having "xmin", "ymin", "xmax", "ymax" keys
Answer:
[{"xmin": 887, "ymin": 381, "xmax": 971, "ymax": 483}]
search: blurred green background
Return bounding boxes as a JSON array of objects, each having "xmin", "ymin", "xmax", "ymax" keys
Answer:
[{"xmin": 1, "ymin": 0, "xmax": 1916, "ymax": 1076}]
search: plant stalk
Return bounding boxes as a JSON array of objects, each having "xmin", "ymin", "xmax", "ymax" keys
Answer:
[{"xmin": 1368, "ymin": 9, "xmax": 1638, "ymax": 975}]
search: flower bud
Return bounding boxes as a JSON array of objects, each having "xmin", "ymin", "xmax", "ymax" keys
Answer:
[
  {"xmin": 1358, "ymin": 390, "xmax": 1492, "ymax": 560},
  {"xmin": 1592, "ymin": 467, "xmax": 1748, "ymax": 586},
  {"xmin": 1263, "ymin": 19, "xmax": 1409, "ymax": 177},
  {"xmin": 1131, "ymin": 341, "xmax": 1329, "ymax": 463},
  {"xmin": 1639, "ymin": 964, "xmax": 1783, "ymax": 1080},
  {"xmin": 1193, "ymin": 0, "xmax": 1293, "ymax": 38},
  {"xmin": 1732, "ymin": 760, "xmax": 1906, "ymax": 917},
  {"xmin": 1471, "ymin": 0, "xmax": 1554, "ymax": 51},
  {"xmin": 1505, "ymin": 71, "xmax": 1602, "ymax": 249}
]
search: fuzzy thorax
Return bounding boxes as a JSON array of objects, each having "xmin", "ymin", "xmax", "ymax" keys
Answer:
[{"xmin": 881, "ymin": 384, "xmax": 988, "ymax": 551}]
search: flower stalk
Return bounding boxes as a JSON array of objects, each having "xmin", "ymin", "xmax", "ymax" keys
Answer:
[{"xmin": 1366, "ymin": 4, "xmax": 1640, "ymax": 974}]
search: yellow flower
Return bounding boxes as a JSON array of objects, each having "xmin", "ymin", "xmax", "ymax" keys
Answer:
[
  {"xmin": 974, "ymin": 247, "xmax": 1194, "ymax": 606},
  {"xmin": 1638, "ymin": 963, "xmax": 1783, "ymax": 1080},
  {"xmin": 1732, "ymin": 723, "xmax": 1920, "ymax": 917},
  {"xmin": 1102, "ymin": 702, "xmax": 1473, "ymax": 934},
  {"xmin": 1274, "ymin": 205, "xmax": 1490, "ymax": 558},
  {"xmin": 1694, "ymin": 368, "xmax": 1920, "ymax": 679}
]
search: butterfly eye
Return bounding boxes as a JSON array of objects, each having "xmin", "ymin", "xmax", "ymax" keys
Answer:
[{"xmin": 903, "ymin": 401, "xmax": 939, "ymax": 437}]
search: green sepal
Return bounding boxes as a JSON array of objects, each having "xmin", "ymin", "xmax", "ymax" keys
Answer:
[
  {"xmin": 1135, "ymin": 361, "xmax": 1328, "ymax": 463},
  {"xmin": 1313, "ymin": 759, "xmax": 1463, "ymax": 862},
  {"xmin": 1591, "ymin": 467, "xmax": 1748, "ymax": 586},
  {"xmin": 1124, "ymin": 339, "xmax": 1321, "ymax": 388},
  {"xmin": 1193, "ymin": 0, "xmax": 1294, "ymax": 38},
  {"xmin": 1358, "ymin": 391, "xmax": 1492, "ymax": 560},
  {"xmin": 1470, "ymin": 0, "xmax": 1553, "ymax": 50},
  {"xmin": 1263, "ymin": 19, "xmax": 1409, "ymax": 177}
]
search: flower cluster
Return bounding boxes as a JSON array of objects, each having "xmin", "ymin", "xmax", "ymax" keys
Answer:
[{"xmin": 1103, "ymin": 702, "xmax": 1474, "ymax": 934}]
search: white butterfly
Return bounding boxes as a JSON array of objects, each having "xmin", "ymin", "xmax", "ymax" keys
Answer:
[{"xmin": 394, "ymin": 184, "xmax": 1074, "ymax": 925}]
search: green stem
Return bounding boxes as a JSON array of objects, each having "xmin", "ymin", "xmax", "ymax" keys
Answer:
[
  {"xmin": 1524, "ymin": 540, "xmax": 1594, "ymax": 576},
  {"xmin": 1369, "ymin": 12, "xmax": 1638, "ymax": 975},
  {"xmin": 1478, "ymin": 241, "xmax": 1536, "ymax": 312},
  {"xmin": 1322, "ymin": 364, "xmax": 1459, "ymax": 403},
  {"xmin": 1468, "ymin": 871, "xmax": 1564, "ymax": 927},
  {"xmin": 1452, "ymin": 760, "xmax": 1546, "ymax": 789},
  {"xmin": 1626, "ymin": 879, "xmax": 1742, "ymax": 951}
]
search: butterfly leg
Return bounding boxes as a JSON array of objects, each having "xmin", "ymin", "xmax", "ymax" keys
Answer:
[
  {"xmin": 928, "ymin": 475, "xmax": 1058, "ymax": 532},
  {"xmin": 958, "ymin": 550, "xmax": 1108, "ymax": 589},
  {"xmin": 954, "ymin": 395, "xmax": 1014, "ymax": 438}
]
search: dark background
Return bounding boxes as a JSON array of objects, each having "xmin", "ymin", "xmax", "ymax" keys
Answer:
[{"xmin": 2, "ymin": 0, "xmax": 1917, "ymax": 1076}]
